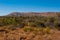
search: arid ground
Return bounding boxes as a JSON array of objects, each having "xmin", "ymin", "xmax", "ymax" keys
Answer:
[
  {"xmin": 0, "ymin": 12, "xmax": 60, "ymax": 40},
  {"xmin": 0, "ymin": 26, "xmax": 60, "ymax": 40}
]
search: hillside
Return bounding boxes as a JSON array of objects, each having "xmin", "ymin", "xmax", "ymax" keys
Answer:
[{"xmin": 0, "ymin": 12, "xmax": 60, "ymax": 40}]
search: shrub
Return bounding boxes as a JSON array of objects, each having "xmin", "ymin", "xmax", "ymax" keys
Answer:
[
  {"xmin": 23, "ymin": 27, "xmax": 33, "ymax": 32},
  {"xmin": 43, "ymin": 27, "xmax": 51, "ymax": 34}
]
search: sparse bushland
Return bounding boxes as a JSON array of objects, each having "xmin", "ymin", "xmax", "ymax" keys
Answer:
[
  {"xmin": 0, "ymin": 13, "xmax": 60, "ymax": 40},
  {"xmin": 0, "ymin": 13, "xmax": 60, "ymax": 29}
]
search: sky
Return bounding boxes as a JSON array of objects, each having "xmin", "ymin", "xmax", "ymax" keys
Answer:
[{"xmin": 0, "ymin": 0, "xmax": 60, "ymax": 16}]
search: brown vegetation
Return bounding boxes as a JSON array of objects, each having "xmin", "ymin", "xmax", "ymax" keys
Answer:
[
  {"xmin": 0, "ymin": 12, "xmax": 60, "ymax": 40},
  {"xmin": 0, "ymin": 26, "xmax": 60, "ymax": 40}
]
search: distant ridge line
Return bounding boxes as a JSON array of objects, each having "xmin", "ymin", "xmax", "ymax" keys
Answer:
[{"xmin": 2, "ymin": 12, "xmax": 60, "ymax": 17}]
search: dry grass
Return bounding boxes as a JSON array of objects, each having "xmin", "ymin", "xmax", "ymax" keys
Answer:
[{"xmin": 0, "ymin": 26, "xmax": 60, "ymax": 40}]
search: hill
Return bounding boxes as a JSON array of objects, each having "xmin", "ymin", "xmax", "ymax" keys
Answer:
[
  {"xmin": 0, "ymin": 12, "xmax": 60, "ymax": 40},
  {"xmin": 6, "ymin": 12, "xmax": 59, "ymax": 17}
]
